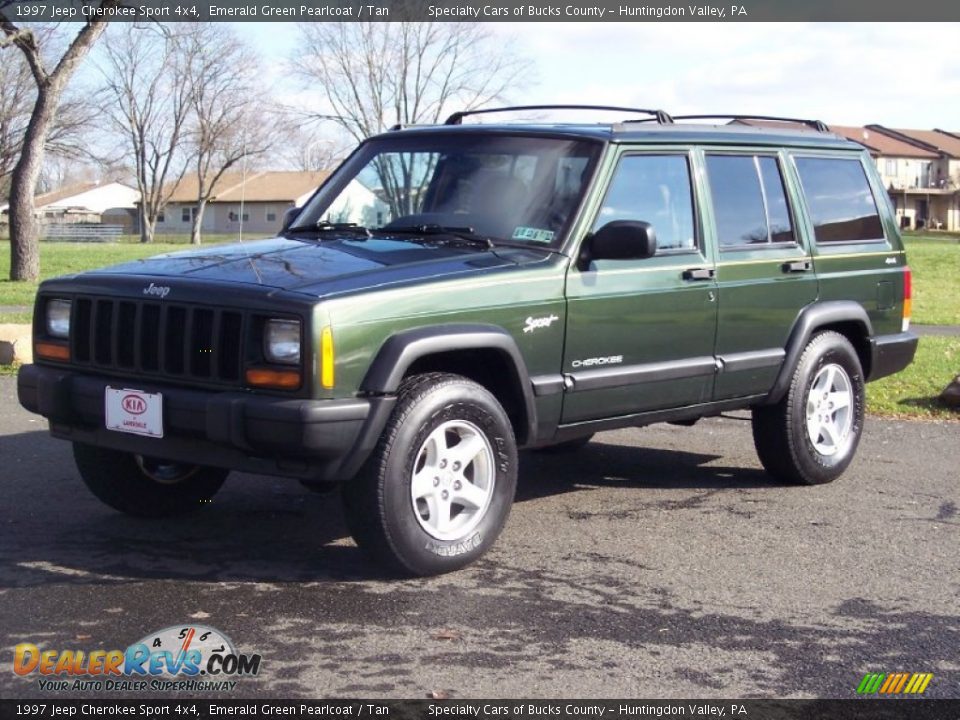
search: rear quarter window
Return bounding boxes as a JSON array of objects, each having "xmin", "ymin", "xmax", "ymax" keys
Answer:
[{"xmin": 794, "ymin": 157, "xmax": 885, "ymax": 243}]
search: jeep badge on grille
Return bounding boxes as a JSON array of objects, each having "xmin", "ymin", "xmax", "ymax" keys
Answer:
[{"xmin": 143, "ymin": 283, "xmax": 171, "ymax": 298}]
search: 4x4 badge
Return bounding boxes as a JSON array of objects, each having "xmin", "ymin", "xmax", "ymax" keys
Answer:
[{"xmin": 523, "ymin": 315, "xmax": 559, "ymax": 333}]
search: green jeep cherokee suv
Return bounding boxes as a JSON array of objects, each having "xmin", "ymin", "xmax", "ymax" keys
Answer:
[{"xmin": 18, "ymin": 107, "xmax": 918, "ymax": 576}]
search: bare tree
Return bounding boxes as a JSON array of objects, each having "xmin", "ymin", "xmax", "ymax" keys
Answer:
[
  {"xmin": 98, "ymin": 24, "xmax": 192, "ymax": 243},
  {"xmin": 0, "ymin": 29, "xmax": 93, "ymax": 201},
  {"xmin": 293, "ymin": 23, "xmax": 530, "ymax": 216},
  {"xmin": 1, "ymin": 2, "xmax": 119, "ymax": 280},
  {"xmin": 294, "ymin": 23, "xmax": 530, "ymax": 141},
  {"xmin": 181, "ymin": 25, "xmax": 272, "ymax": 245},
  {"xmin": 283, "ymin": 130, "xmax": 348, "ymax": 173}
]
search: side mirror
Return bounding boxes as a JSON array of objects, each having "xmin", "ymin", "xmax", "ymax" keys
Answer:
[
  {"xmin": 582, "ymin": 220, "xmax": 657, "ymax": 266},
  {"xmin": 281, "ymin": 206, "xmax": 301, "ymax": 231}
]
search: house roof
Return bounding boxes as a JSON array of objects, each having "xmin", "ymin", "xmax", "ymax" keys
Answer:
[
  {"xmin": 734, "ymin": 120, "xmax": 938, "ymax": 159},
  {"xmin": 866, "ymin": 127, "xmax": 960, "ymax": 158},
  {"xmin": 165, "ymin": 171, "xmax": 329, "ymax": 203},
  {"xmin": 34, "ymin": 182, "xmax": 101, "ymax": 208},
  {"xmin": 829, "ymin": 126, "xmax": 939, "ymax": 159}
]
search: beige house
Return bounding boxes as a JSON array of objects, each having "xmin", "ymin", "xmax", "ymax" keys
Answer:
[
  {"xmin": 157, "ymin": 171, "xmax": 329, "ymax": 236},
  {"xmin": 865, "ymin": 126, "xmax": 960, "ymax": 231}
]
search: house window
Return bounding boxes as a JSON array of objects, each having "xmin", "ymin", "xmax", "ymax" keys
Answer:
[
  {"xmin": 157, "ymin": 212, "xmax": 165, "ymax": 223},
  {"xmin": 884, "ymin": 159, "xmax": 897, "ymax": 176},
  {"xmin": 228, "ymin": 211, "xmax": 250, "ymax": 222},
  {"xmin": 266, "ymin": 211, "xmax": 277, "ymax": 222},
  {"xmin": 181, "ymin": 207, "xmax": 197, "ymax": 223}
]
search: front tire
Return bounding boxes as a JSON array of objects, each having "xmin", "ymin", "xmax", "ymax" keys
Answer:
[
  {"xmin": 752, "ymin": 331, "xmax": 865, "ymax": 485},
  {"xmin": 342, "ymin": 373, "xmax": 518, "ymax": 576},
  {"xmin": 73, "ymin": 444, "xmax": 228, "ymax": 517}
]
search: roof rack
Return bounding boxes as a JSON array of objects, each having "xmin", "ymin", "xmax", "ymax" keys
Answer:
[
  {"xmin": 444, "ymin": 105, "xmax": 675, "ymax": 126},
  {"xmin": 662, "ymin": 114, "xmax": 831, "ymax": 133}
]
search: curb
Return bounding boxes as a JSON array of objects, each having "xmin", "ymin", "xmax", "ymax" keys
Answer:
[{"xmin": 0, "ymin": 323, "xmax": 32, "ymax": 365}]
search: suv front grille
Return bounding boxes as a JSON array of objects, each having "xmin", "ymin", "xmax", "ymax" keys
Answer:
[{"xmin": 71, "ymin": 297, "xmax": 245, "ymax": 386}]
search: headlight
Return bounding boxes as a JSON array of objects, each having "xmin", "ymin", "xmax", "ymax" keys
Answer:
[
  {"xmin": 264, "ymin": 319, "xmax": 301, "ymax": 364},
  {"xmin": 45, "ymin": 299, "xmax": 71, "ymax": 339}
]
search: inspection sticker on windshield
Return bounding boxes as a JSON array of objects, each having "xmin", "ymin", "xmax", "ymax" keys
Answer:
[
  {"xmin": 105, "ymin": 387, "xmax": 164, "ymax": 438},
  {"xmin": 512, "ymin": 226, "xmax": 555, "ymax": 243}
]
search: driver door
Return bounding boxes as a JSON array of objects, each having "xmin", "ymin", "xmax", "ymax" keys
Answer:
[{"xmin": 561, "ymin": 149, "xmax": 718, "ymax": 423}]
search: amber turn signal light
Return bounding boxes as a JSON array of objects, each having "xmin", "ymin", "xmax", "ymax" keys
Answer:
[
  {"xmin": 35, "ymin": 342, "xmax": 70, "ymax": 361},
  {"xmin": 245, "ymin": 368, "xmax": 301, "ymax": 389}
]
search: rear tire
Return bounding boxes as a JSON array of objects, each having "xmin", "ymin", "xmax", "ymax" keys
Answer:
[
  {"xmin": 752, "ymin": 331, "xmax": 865, "ymax": 485},
  {"xmin": 342, "ymin": 373, "xmax": 517, "ymax": 576},
  {"xmin": 73, "ymin": 443, "xmax": 228, "ymax": 517}
]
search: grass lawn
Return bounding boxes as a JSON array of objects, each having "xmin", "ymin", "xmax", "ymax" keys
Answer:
[
  {"xmin": 902, "ymin": 233, "xmax": 960, "ymax": 326},
  {"xmin": 0, "ymin": 236, "xmax": 243, "ymax": 323},
  {"xmin": 867, "ymin": 335, "xmax": 959, "ymax": 419}
]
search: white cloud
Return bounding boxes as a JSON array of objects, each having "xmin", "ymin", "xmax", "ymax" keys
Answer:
[{"xmin": 245, "ymin": 21, "xmax": 960, "ymax": 129}]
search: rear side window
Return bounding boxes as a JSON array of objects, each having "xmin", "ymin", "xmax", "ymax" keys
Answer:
[
  {"xmin": 794, "ymin": 157, "xmax": 884, "ymax": 243},
  {"xmin": 593, "ymin": 154, "xmax": 696, "ymax": 252},
  {"xmin": 704, "ymin": 154, "xmax": 795, "ymax": 247}
]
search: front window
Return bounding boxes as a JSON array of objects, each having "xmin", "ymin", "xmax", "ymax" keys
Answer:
[
  {"xmin": 594, "ymin": 154, "xmax": 696, "ymax": 251},
  {"xmin": 292, "ymin": 134, "xmax": 601, "ymax": 247}
]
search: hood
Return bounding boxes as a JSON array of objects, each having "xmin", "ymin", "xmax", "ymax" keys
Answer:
[{"xmin": 89, "ymin": 236, "xmax": 548, "ymax": 298}]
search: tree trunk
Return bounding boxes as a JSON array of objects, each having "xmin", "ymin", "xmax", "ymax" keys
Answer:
[
  {"xmin": 190, "ymin": 199, "xmax": 207, "ymax": 245},
  {"xmin": 141, "ymin": 212, "xmax": 159, "ymax": 244},
  {"xmin": 138, "ymin": 202, "xmax": 150, "ymax": 243},
  {"xmin": 7, "ymin": 85, "xmax": 56, "ymax": 280},
  {"xmin": 4, "ymin": 14, "xmax": 112, "ymax": 280}
]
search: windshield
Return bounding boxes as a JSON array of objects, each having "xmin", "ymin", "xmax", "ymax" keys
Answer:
[{"xmin": 291, "ymin": 134, "xmax": 602, "ymax": 247}]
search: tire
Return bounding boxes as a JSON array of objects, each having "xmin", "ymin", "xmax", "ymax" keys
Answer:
[
  {"xmin": 533, "ymin": 434, "xmax": 595, "ymax": 453},
  {"xmin": 342, "ymin": 372, "xmax": 518, "ymax": 576},
  {"xmin": 752, "ymin": 331, "xmax": 865, "ymax": 485},
  {"xmin": 73, "ymin": 443, "xmax": 228, "ymax": 517}
]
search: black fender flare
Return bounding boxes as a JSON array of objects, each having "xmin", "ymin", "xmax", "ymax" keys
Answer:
[
  {"xmin": 360, "ymin": 323, "xmax": 538, "ymax": 445},
  {"xmin": 764, "ymin": 301, "xmax": 873, "ymax": 404}
]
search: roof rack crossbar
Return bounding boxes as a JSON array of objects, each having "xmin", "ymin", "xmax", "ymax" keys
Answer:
[
  {"xmin": 666, "ymin": 114, "xmax": 830, "ymax": 133},
  {"xmin": 444, "ymin": 105, "xmax": 674, "ymax": 126}
]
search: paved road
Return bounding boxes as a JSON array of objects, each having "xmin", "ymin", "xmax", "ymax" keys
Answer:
[{"xmin": 0, "ymin": 375, "xmax": 957, "ymax": 700}]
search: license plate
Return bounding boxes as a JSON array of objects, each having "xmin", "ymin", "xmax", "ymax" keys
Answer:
[{"xmin": 105, "ymin": 387, "xmax": 164, "ymax": 438}]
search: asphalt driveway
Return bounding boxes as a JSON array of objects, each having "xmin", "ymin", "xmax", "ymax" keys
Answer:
[{"xmin": 0, "ymin": 376, "xmax": 957, "ymax": 700}]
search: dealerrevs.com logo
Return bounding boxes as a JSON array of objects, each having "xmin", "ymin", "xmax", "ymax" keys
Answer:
[{"xmin": 13, "ymin": 625, "xmax": 261, "ymax": 692}]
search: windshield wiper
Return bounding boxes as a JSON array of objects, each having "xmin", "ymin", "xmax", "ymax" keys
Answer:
[
  {"xmin": 380, "ymin": 224, "xmax": 494, "ymax": 249},
  {"xmin": 286, "ymin": 221, "xmax": 371, "ymax": 238}
]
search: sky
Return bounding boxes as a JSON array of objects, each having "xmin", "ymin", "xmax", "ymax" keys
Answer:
[{"xmin": 233, "ymin": 21, "xmax": 960, "ymax": 130}]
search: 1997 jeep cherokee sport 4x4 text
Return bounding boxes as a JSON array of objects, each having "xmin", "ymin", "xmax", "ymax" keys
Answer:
[{"xmin": 18, "ymin": 106, "xmax": 918, "ymax": 576}]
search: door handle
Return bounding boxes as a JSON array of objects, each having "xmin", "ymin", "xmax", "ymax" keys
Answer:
[
  {"xmin": 682, "ymin": 267, "xmax": 715, "ymax": 281},
  {"xmin": 782, "ymin": 260, "xmax": 811, "ymax": 273}
]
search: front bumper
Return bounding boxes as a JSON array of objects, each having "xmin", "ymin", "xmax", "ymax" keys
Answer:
[
  {"xmin": 17, "ymin": 364, "xmax": 394, "ymax": 482},
  {"xmin": 868, "ymin": 331, "xmax": 919, "ymax": 382}
]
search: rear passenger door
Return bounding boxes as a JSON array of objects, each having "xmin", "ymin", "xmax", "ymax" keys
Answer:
[{"xmin": 702, "ymin": 150, "xmax": 818, "ymax": 400}]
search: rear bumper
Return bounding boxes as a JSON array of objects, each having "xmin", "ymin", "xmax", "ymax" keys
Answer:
[
  {"xmin": 17, "ymin": 364, "xmax": 394, "ymax": 482},
  {"xmin": 868, "ymin": 331, "xmax": 919, "ymax": 382}
]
